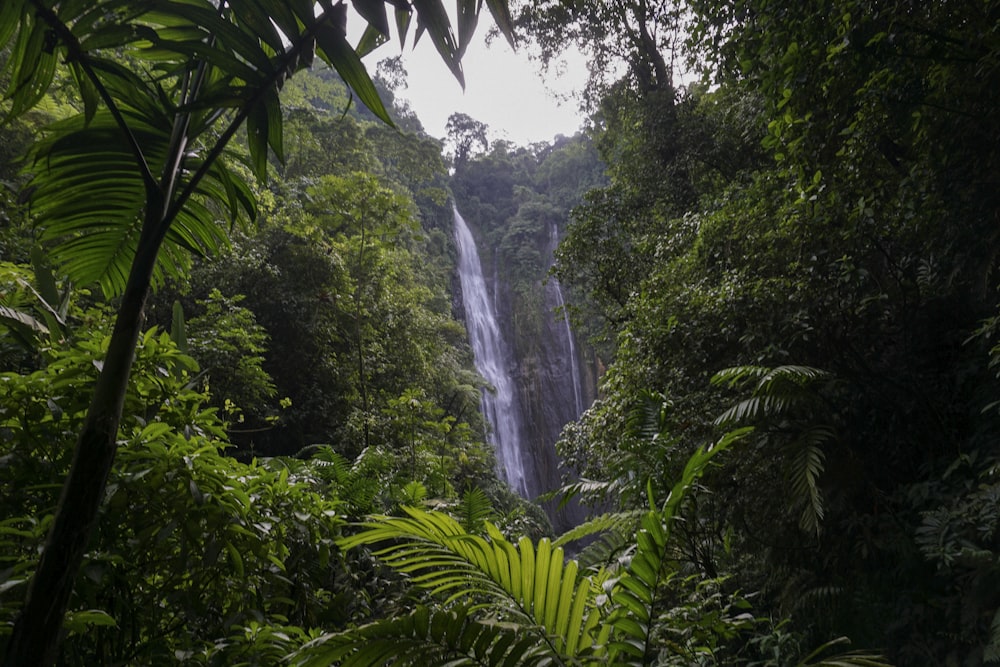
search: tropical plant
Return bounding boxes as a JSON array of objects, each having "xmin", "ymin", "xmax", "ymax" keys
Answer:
[
  {"xmin": 0, "ymin": 323, "xmax": 356, "ymax": 664},
  {"xmin": 1, "ymin": 1, "xmax": 513, "ymax": 663},
  {"xmin": 0, "ymin": 249, "xmax": 74, "ymax": 357},
  {"xmin": 291, "ymin": 426, "xmax": 891, "ymax": 666},
  {"xmin": 711, "ymin": 365, "xmax": 837, "ymax": 537}
]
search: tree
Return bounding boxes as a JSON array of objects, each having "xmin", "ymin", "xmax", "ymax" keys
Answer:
[
  {"xmin": 303, "ymin": 172, "xmax": 413, "ymax": 452},
  {"xmin": 0, "ymin": 1, "xmax": 513, "ymax": 663},
  {"xmin": 0, "ymin": 310, "xmax": 357, "ymax": 662},
  {"xmin": 446, "ymin": 111, "xmax": 490, "ymax": 167},
  {"xmin": 530, "ymin": 0, "xmax": 1000, "ymax": 660}
]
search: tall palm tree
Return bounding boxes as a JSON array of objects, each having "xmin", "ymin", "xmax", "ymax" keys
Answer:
[{"xmin": 0, "ymin": 2, "xmax": 513, "ymax": 664}]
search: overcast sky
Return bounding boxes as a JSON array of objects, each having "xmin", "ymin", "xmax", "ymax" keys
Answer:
[{"xmin": 358, "ymin": 22, "xmax": 591, "ymax": 146}]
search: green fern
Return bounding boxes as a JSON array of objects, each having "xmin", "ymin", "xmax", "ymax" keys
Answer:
[
  {"xmin": 606, "ymin": 428, "xmax": 751, "ymax": 665},
  {"xmin": 797, "ymin": 637, "xmax": 894, "ymax": 666},
  {"xmin": 456, "ymin": 487, "xmax": 496, "ymax": 533},
  {"xmin": 553, "ymin": 511, "xmax": 644, "ymax": 550},
  {"xmin": 339, "ymin": 507, "xmax": 604, "ymax": 659},
  {"xmin": 788, "ymin": 426, "xmax": 834, "ymax": 536},
  {"xmin": 324, "ymin": 426, "xmax": 888, "ymax": 666},
  {"xmin": 712, "ymin": 365, "xmax": 829, "ymax": 427},
  {"xmin": 712, "ymin": 365, "xmax": 836, "ymax": 536},
  {"xmin": 293, "ymin": 606, "xmax": 543, "ymax": 667},
  {"xmin": 399, "ymin": 480, "xmax": 429, "ymax": 505},
  {"xmin": 626, "ymin": 389, "xmax": 673, "ymax": 442},
  {"xmin": 548, "ymin": 477, "xmax": 622, "ymax": 508}
]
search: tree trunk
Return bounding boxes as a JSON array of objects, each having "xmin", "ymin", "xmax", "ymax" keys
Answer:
[{"xmin": 3, "ymin": 214, "xmax": 166, "ymax": 667}]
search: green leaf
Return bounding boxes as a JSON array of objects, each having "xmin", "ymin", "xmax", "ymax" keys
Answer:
[
  {"xmin": 246, "ymin": 97, "xmax": 271, "ymax": 180},
  {"xmin": 0, "ymin": 304, "xmax": 49, "ymax": 337},
  {"xmin": 64, "ymin": 609, "xmax": 118, "ymax": 632},
  {"xmin": 352, "ymin": 0, "xmax": 390, "ymax": 37},
  {"xmin": 456, "ymin": 0, "xmax": 480, "ymax": 57},
  {"xmin": 5, "ymin": 15, "xmax": 59, "ymax": 120},
  {"xmin": 339, "ymin": 507, "xmax": 601, "ymax": 658},
  {"xmin": 410, "ymin": 0, "xmax": 465, "ymax": 87},
  {"xmin": 484, "ymin": 0, "xmax": 517, "ymax": 48},
  {"xmin": 171, "ymin": 300, "xmax": 187, "ymax": 354},
  {"xmin": 313, "ymin": 17, "xmax": 393, "ymax": 125},
  {"xmin": 355, "ymin": 23, "xmax": 389, "ymax": 57}
]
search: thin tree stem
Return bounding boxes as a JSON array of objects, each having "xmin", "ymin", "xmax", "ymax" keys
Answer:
[{"xmin": 3, "ymin": 208, "xmax": 168, "ymax": 667}]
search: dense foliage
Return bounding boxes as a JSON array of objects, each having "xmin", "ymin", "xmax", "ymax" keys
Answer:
[
  {"xmin": 0, "ymin": 0, "xmax": 516, "ymax": 664},
  {"xmin": 2, "ymin": 0, "xmax": 997, "ymax": 664},
  {"xmin": 509, "ymin": 0, "xmax": 1000, "ymax": 665}
]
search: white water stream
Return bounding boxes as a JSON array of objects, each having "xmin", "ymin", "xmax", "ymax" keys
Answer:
[
  {"xmin": 453, "ymin": 208, "xmax": 529, "ymax": 496},
  {"xmin": 549, "ymin": 223, "xmax": 585, "ymax": 417}
]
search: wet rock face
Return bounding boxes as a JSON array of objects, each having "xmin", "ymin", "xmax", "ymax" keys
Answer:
[{"xmin": 455, "ymin": 208, "xmax": 595, "ymax": 532}]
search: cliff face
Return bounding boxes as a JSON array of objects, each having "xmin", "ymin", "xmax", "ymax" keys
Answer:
[
  {"xmin": 449, "ymin": 134, "xmax": 608, "ymax": 532},
  {"xmin": 462, "ymin": 210, "xmax": 597, "ymax": 532}
]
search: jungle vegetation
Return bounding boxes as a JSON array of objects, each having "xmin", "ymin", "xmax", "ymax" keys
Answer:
[{"xmin": 1, "ymin": 0, "xmax": 997, "ymax": 665}]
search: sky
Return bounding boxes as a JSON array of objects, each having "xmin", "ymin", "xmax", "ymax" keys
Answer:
[{"xmin": 357, "ymin": 21, "xmax": 592, "ymax": 147}]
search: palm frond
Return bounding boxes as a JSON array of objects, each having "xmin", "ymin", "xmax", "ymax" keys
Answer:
[
  {"xmin": 607, "ymin": 427, "xmax": 751, "ymax": 665},
  {"xmin": 714, "ymin": 394, "xmax": 794, "ymax": 426},
  {"xmin": 713, "ymin": 365, "xmax": 828, "ymax": 427},
  {"xmin": 410, "ymin": 0, "xmax": 466, "ymax": 87},
  {"xmin": 757, "ymin": 365, "xmax": 829, "ymax": 391},
  {"xmin": 572, "ymin": 528, "xmax": 637, "ymax": 575},
  {"xmin": 7, "ymin": 0, "xmax": 507, "ymax": 298},
  {"xmin": 788, "ymin": 426, "xmax": 835, "ymax": 536},
  {"xmin": 305, "ymin": 446, "xmax": 354, "ymax": 483},
  {"xmin": 798, "ymin": 637, "xmax": 893, "ymax": 666},
  {"xmin": 26, "ymin": 107, "xmax": 237, "ymax": 296},
  {"xmin": 1, "ymin": 2, "xmax": 60, "ymax": 121},
  {"xmin": 456, "ymin": 487, "xmax": 495, "ymax": 533},
  {"xmin": 710, "ymin": 365, "xmax": 770, "ymax": 389},
  {"xmin": 292, "ymin": 606, "xmax": 544, "ymax": 667},
  {"xmin": 554, "ymin": 511, "xmax": 639, "ymax": 549},
  {"xmin": 713, "ymin": 365, "xmax": 837, "ymax": 535},
  {"xmin": 549, "ymin": 476, "xmax": 621, "ymax": 508},
  {"xmin": 339, "ymin": 506, "xmax": 604, "ymax": 658},
  {"xmin": 712, "ymin": 365, "xmax": 827, "ymax": 392},
  {"xmin": 626, "ymin": 389, "xmax": 672, "ymax": 441}
]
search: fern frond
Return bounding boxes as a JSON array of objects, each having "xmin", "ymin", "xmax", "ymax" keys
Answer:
[
  {"xmin": 626, "ymin": 389, "xmax": 672, "ymax": 441},
  {"xmin": 399, "ymin": 480, "xmax": 428, "ymax": 505},
  {"xmin": 712, "ymin": 365, "xmax": 829, "ymax": 426},
  {"xmin": 714, "ymin": 394, "xmax": 795, "ymax": 426},
  {"xmin": 798, "ymin": 637, "xmax": 893, "ymax": 666},
  {"xmin": 339, "ymin": 507, "xmax": 603, "ymax": 658},
  {"xmin": 456, "ymin": 487, "xmax": 495, "ymax": 533},
  {"xmin": 711, "ymin": 365, "xmax": 770, "ymax": 389},
  {"xmin": 791, "ymin": 584, "xmax": 846, "ymax": 617},
  {"xmin": 757, "ymin": 365, "xmax": 829, "ymax": 392},
  {"xmin": 572, "ymin": 529, "xmax": 637, "ymax": 574},
  {"xmin": 553, "ymin": 510, "xmax": 643, "ymax": 549},
  {"xmin": 549, "ymin": 477, "xmax": 620, "ymax": 508},
  {"xmin": 293, "ymin": 606, "xmax": 545, "ymax": 667},
  {"xmin": 305, "ymin": 446, "xmax": 354, "ymax": 486},
  {"xmin": 788, "ymin": 426, "xmax": 834, "ymax": 536},
  {"xmin": 606, "ymin": 428, "xmax": 751, "ymax": 665}
]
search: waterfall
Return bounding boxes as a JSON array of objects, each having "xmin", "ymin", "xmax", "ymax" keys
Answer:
[
  {"xmin": 548, "ymin": 224, "xmax": 585, "ymax": 417},
  {"xmin": 453, "ymin": 208, "xmax": 530, "ymax": 496}
]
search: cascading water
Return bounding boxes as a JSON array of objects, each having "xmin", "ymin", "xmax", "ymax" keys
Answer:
[
  {"xmin": 453, "ymin": 208, "xmax": 530, "ymax": 496},
  {"xmin": 548, "ymin": 224, "xmax": 585, "ymax": 418}
]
